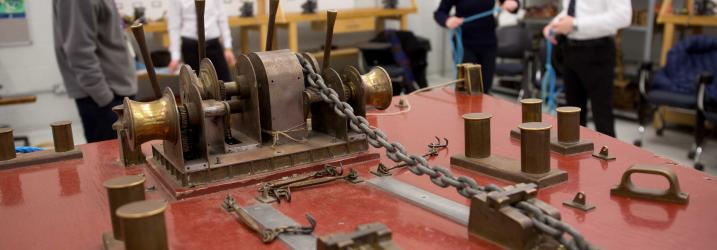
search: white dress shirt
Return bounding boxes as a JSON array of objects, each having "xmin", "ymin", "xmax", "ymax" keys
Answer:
[
  {"xmin": 550, "ymin": 0, "xmax": 632, "ymax": 40},
  {"xmin": 168, "ymin": 0, "xmax": 233, "ymax": 60}
]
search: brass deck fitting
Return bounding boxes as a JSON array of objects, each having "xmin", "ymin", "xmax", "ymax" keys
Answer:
[
  {"xmin": 557, "ymin": 107, "xmax": 580, "ymax": 144},
  {"xmin": 116, "ymin": 200, "xmax": 168, "ymax": 250},
  {"xmin": 553, "ymin": 107, "xmax": 594, "ymax": 155},
  {"xmin": 510, "ymin": 106, "xmax": 594, "ymax": 155},
  {"xmin": 51, "ymin": 121, "xmax": 74, "ymax": 153},
  {"xmin": 519, "ymin": 122, "xmax": 552, "ymax": 174},
  {"xmin": 464, "ymin": 113, "xmax": 492, "ymax": 158},
  {"xmin": 455, "ymin": 63, "xmax": 483, "ymax": 95},
  {"xmin": 112, "ymin": 106, "xmax": 146, "ymax": 166},
  {"xmin": 510, "ymin": 98, "xmax": 542, "ymax": 138},
  {"xmin": 521, "ymin": 98, "xmax": 542, "ymax": 123},
  {"xmin": 451, "ymin": 117, "xmax": 567, "ymax": 188},
  {"xmin": 0, "ymin": 128, "xmax": 16, "ymax": 161},
  {"xmin": 103, "ymin": 175, "xmax": 146, "ymax": 240}
]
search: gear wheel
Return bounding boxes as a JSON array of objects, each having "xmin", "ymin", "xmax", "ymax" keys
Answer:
[
  {"xmin": 218, "ymin": 81, "xmax": 227, "ymax": 100},
  {"xmin": 178, "ymin": 105, "xmax": 191, "ymax": 153}
]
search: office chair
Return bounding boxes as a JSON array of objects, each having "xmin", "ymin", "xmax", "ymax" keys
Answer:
[
  {"xmin": 495, "ymin": 24, "xmax": 532, "ymax": 96},
  {"xmin": 634, "ymin": 36, "xmax": 717, "ymax": 161}
]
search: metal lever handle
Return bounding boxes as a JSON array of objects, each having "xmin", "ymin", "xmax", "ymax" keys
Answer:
[
  {"xmin": 610, "ymin": 164, "xmax": 689, "ymax": 204},
  {"xmin": 265, "ymin": 0, "xmax": 280, "ymax": 51},
  {"xmin": 322, "ymin": 10, "xmax": 338, "ymax": 72},
  {"xmin": 130, "ymin": 23, "xmax": 162, "ymax": 100},
  {"xmin": 195, "ymin": 0, "xmax": 206, "ymax": 60}
]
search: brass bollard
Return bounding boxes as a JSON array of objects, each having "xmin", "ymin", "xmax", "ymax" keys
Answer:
[
  {"xmin": 0, "ymin": 128, "xmax": 16, "ymax": 161},
  {"xmin": 463, "ymin": 113, "xmax": 492, "ymax": 159},
  {"xmin": 116, "ymin": 200, "xmax": 168, "ymax": 250},
  {"xmin": 103, "ymin": 175, "xmax": 146, "ymax": 240},
  {"xmin": 464, "ymin": 64, "xmax": 484, "ymax": 95},
  {"xmin": 51, "ymin": 121, "xmax": 74, "ymax": 152},
  {"xmin": 520, "ymin": 122, "xmax": 551, "ymax": 175},
  {"xmin": 520, "ymin": 99, "xmax": 542, "ymax": 123},
  {"xmin": 557, "ymin": 107, "xmax": 581, "ymax": 144}
]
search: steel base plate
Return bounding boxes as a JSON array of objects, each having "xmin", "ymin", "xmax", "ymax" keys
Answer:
[
  {"xmin": 510, "ymin": 128, "xmax": 594, "ymax": 155},
  {"xmin": 147, "ymin": 134, "xmax": 378, "ymax": 199},
  {"xmin": 451, "ymin": 155, "xmax": 567, "ymax": 188}
]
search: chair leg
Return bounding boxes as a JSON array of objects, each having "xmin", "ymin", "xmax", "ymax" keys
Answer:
[
  {"xmin": 633, "ymin": 98, "xmax": 652, "ymax": 147},
  {"xmin": 694, "ymin": 146, "xmax": 705, "ymax": 171},
  {"xmin": 689, "ymin": 110, "xmax": 706, "ymax": 160}
]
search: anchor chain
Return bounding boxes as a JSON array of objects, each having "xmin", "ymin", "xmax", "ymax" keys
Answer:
[{"xmin": 297, "ymin": 54, "xmax": 593, "ymax": 250}]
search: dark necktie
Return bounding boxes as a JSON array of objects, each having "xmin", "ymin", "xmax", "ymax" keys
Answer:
[{"xmin": 567, "ymin": 0, "xmax": 577, "ymax": 17}]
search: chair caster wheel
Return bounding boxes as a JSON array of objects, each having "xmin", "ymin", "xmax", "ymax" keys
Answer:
[
  {"xmin": 695, "ymin": 163, "xmax": 705, "ymax": 171},
  {"xmin": 688, "ymin": 149, "xmax": 696, "ymax": 159},
  {"xmin": 633, "ymin": 140, "xmax": 642, "ymax": 147},
  {"xmin": 656, "ymin": 129, "xmax": 664, "ymax": 136}
]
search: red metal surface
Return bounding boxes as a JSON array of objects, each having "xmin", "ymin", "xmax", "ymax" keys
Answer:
[{"xmin": 2, "ymin": 89, "xmax": 716, "ymax": 250}]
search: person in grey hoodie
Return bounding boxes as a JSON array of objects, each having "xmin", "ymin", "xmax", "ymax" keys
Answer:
[{"xmin": 53, "ymin": 0, "xmax": 136, "ymax": 143}]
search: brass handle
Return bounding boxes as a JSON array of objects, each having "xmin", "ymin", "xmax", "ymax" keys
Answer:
[{"xmin": 610, "ymin": 164, "xmax": 689, "ymax": 204}]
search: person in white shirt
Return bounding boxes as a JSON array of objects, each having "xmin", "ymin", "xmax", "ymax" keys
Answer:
[
  {"xmin": 542, "ymin": 0, "xmax": 632, "ymax": 137},
  {"xmin": 168, "ymin": 0, "xmax": 235, "ymax": 81}
]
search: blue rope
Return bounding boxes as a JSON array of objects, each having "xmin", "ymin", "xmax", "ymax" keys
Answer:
[
  {"xmin": 541, "ymin": 32, "xmax": 561, "ymax": 114},
  {"xmin": 452, "ymin": 7, "xmax": 502, "ymax": 75},
  {"xmin": 16, "ymin": 146, "xmax": 45, "ymax": 153}
]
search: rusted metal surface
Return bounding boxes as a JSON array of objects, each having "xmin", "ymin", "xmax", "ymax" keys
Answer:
[
  {"xmin": 250, "ymin": 50, "xmax": 307, "ymax": 143},
  {"xmin": 116, "ymin": 200, "xmax": 168, "ymax": 250},
  {"xmin": 0, "ymin": 128, "xmax": 15, "ymax": 161},
  {"xmin": 611, "ymin": 164, "xmax": 689, "ymax": 204}
]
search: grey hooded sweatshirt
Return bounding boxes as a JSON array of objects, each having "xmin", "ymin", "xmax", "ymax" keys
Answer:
[{"xmin": 53, "ymin": 0, "xmax": 136, "ymax": 107}]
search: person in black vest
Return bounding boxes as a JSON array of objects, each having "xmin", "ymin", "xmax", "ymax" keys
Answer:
[
  {"xmin": 543, "ymin": 0, "xmax": 631, "ymax": 137},
  {"xmin": 434, "ymin": 0, "xmax": 520, "ymax": 93}
]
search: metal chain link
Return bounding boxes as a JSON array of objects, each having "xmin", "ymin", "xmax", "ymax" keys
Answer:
[{"xmin": 296, "ymin": 54, "xmax": 593, "ymax": 250}]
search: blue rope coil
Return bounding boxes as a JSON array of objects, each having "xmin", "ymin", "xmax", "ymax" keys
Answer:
[
  {"xmin": 16, "ymin": 146, "xmax": 45, "ymax": 153},
  {"xmin": 541, "ymin": 33, "xmax": 561, "ymax": 114},
  {"xmin": 451, "ymin": 7, "xmax": 502, "ymax": 75}
]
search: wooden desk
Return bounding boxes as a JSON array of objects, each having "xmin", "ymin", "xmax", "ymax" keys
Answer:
[
  {"xmin": 1, "ymin": 89, "xmax": 716, "ymax": 249},
  {"xmin": 0, "ymin": 96, "xmax": 37, "ymax": 106},
  {"xmin": 140, "ymin": 1, "xmax": 417, "ymax": 54}
]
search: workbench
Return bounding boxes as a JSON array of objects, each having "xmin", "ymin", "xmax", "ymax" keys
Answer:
[
  {"xmin": 142, "ymin": 1, "xmax": 417, "ymax": 53},
  {"xmin": 1, "ymin": 89, "xmax": 715, "ymax": 249}
]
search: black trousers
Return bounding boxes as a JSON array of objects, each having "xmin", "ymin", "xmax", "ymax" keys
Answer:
[
  {"xmin": 561, "ymin": 37, "xmax": 616, "ymax": 137},
  {"xmin": 181, "ymin": 37, "xmax": 232, "ymax": 82},
  {"xmin": 462, "ymin": 45, "xmax": 497, "ymax": 93},
  {"xmin": 75, "ymin": 95, "xmax": 130, "ymax": 143}
]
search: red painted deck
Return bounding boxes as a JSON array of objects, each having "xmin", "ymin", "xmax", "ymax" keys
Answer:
[{"xmin": 2, "ymin": 88, "xmax": 716, "ymax": 250}]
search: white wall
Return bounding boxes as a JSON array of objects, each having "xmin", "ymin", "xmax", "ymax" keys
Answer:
[{"xmin": 0, "ymin": 1, "xmax": 85, "ymax": 145}]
